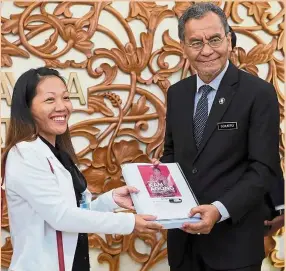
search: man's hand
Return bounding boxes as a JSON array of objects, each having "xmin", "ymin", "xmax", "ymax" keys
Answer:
[
  {"xmin": 181, "ymin": 205, "xmax": 221, "ymax": 234},
  {"xmin": 112, "ymin": 186, "xmax": 139, "ymax": 210},
  {"xmin": 151, "ymin": 158, "xmax": 160, "ymax": 166},
  {"xmin": 264, "ymin": 215, "xmax": 284, "ymax": 236}
]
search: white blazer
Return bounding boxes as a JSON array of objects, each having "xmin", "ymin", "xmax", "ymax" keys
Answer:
[{"xmin": 5, "ymin": 138, "xmax": 135, "ymax": 271}]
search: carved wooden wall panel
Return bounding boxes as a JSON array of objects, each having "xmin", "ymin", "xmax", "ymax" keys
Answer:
[{"xmin": 1, "ymin": 1, "xmax": 285, "ymax": 270}]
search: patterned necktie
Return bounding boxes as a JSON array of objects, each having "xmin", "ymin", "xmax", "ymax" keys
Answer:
[{"xmin": 193, "ymin": 85, "xmax": 213, "ymax": 148}]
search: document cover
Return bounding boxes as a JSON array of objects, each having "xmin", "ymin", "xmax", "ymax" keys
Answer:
[{"xmin": 121, "ymin": 163, "xmax": 201, "ymax": 229}]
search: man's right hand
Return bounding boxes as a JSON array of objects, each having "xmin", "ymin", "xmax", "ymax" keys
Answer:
[
  {"xmin": 151, "ymin": 158, "xmax": 160, "ymax": 166},
  {"xmin": 264, "ymin": 215, "xmax": 284, "ymax": 236},
  {"xmin": 134, "ymin": 214, "xmax": 163, "ymax": 234}
]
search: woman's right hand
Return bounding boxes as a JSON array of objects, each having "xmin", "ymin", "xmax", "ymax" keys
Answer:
[
  {"xmin": 133, "ymin": 159, "xmax": 162, "ymax": 234},
  {"xmin": 134, "ymin": 214, "xmax": 163, "ymax": 234}
]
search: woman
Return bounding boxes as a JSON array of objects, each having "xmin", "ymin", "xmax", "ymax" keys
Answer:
[{"xmin": 2, "ymin": 67, "xmax": 162, "ymax": 271}]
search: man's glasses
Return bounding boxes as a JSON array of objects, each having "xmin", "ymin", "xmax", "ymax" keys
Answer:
[{"xmin": 185, "ymin": 35, "xmax": 227, "ymax": 50}]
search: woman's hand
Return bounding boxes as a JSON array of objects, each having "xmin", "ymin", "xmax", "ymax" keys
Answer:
[
  {"xmin": 134, "ymin": 215, "xmax": 163, "ymax": 234},
  {"xmin": 112, "ymin": 186, "xmax": 163, "ymax": 233},
  {"xmin": 112, "ymin": 186, "xmax": 139, "ymax": 210}
]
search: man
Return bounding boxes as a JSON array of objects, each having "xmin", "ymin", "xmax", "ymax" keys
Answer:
[
  {"xmin": 158, "ymin": 3, "xmax": 282, "ymax": 271},
  {"xmin": 228, "ymin": 26, "xmax": 284, "ymax": 236}
]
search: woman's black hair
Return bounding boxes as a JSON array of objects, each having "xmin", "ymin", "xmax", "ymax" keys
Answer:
[
  {"xmin": 3, "ymin": 67, "xmax": 78, "ymax": 166},
  {"xmin": 11, "ymin": 67, "xmax": 66, "ymax": 126}
]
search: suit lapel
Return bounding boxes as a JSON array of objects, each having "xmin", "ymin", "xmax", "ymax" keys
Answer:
[
  {"xmin": 193, "ymin": 62, "xmax": 239, "ymax": 162},
  {"xmin": 181, "ymin": 76, "xmax": 197, "ymax": 152},
  {"xmin": 34, "ymin": 138, "xmax": 77, "ymax": 207}
]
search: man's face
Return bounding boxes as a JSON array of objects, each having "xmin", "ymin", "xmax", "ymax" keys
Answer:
[{"xmin": 181, "ymin": 12, "xmax": 232, "ymax": 82}]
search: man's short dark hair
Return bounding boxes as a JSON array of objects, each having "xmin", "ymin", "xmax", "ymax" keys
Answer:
[
  {"xmin": 229, "ymin": 25, "xmax": 237, "ymax": 49},
  {"xmin": 178, "ymin": 2, "xmax": 230, "ymax": 42}
]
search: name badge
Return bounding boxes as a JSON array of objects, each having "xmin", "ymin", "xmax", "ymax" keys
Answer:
[
  {"xmin": 80, "ymin": 189, "xmax": 92, "ymax": 210},
  {"xmin": 217, "ymin": 122, "xmax": 238, "ymax": 130},
  {"xmin": 80, "ymin": 200, "xmax": 90, "ymax": 210}
]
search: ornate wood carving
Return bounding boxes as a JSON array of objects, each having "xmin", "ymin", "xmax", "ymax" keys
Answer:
[{"xmin": 1, "ymin": 1, "xmax": 284, "ymax": 270}]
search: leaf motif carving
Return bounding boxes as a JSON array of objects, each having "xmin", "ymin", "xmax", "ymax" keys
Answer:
[
  {"xmin": 82, "ymin": 140, "xmax": 147, "ymax": 193},
  {"xmin": 63, "ymin": 25, "xmax": 93, "ymax": 57},
  {"xmin": 103, "ymin": 176, "xmax": 125, "ymax": 192},
  {"xmin": 2, "ymin": 14, "xmax": 22, "ymax": 34},
  {"xmin": 162, "ymin": 30, "xmax": 182, "ymax": 54},
  {"xmin": 1, "ymin": 237, "xmax": 13, "ymax": 268},
  {"xmin": 88, "ymin": 95, "xmax": 114, "ymax": 116},
  {"xmin": 242, "ymin": 2, "xmax": 271, "ymax": 24},
  {"xmin": 172, "ymin": 2, "xmax": 192, "ymax": 18},
  {"xmin": 127, "ymin": 2, "xmax": 174, "ymax": 31},
  {"xmin": 246, "ymin": 39, "xmax": 277, "ymax": 65},
  {"xmin": 1, "ymin": 192, "xmax": 9, "ymax": 230},
  {"xmin": 229, "ymin": 51, "xmax": 239, "ymax": 67},
  {"xmin": 53, "ymin": 2, "xmax": 73, "ymax": 18},
  {"xmin": 1, "ymin": 36, "xmax": 29, "ymax": 67},
  {"xmin": 14, "ymin": 2, "xmax": 34, "ymax": 7},
  {"xmin": 102, "ymin": 92, "xmax": 122, "ymax": 107},
  {"xmin": 82, "ymin": 167, "xmax": 107, "ymax": 193},
  {"xmin": 92, "ymin": 147, "xmax": 108, "ymax": 168},
  {"xmin": 97, "ymin": 254, "xmax": 120, "ymax": 270},
  {"xmin": 274, "ymin": 58, "xmax": 284, "ymax": 82},
  {"xmin": 132, "ymin": 154, "xmax": 151, "ymax": 163},
  {"xmin": 236, "ymin": 40, "xmax": 277, "ymax": 77},
  {"xmin": 44, "ymin": 59, "xmax": 88, "ymax": 69},
  {"xmin": 173, "ymin": 1, "xmax": 221, "ymax": 18},
  {"xmin": 94, "ymin": 63, "xmax": 118, "ymax": 86},
  {"xmin": 1, "ymin": 54, "xmax": 12, "ymax": 67},
  {"xmin": 113, "ymin": 140, "xmax": 144, "ymax": 165},
  {"xmin": 277, "ymin": 29, "xmax": 284, "ymax": 51},
  {"xmin": 127, "ymin": 2, "xmax": 158, "ymax": 26},
  {"xmin": 128, "ymin": 96, "xmax": 149, "ymax": 116},
  {"xmin": 245, "ymin": 65, "xmax": 259, "ymax": 76},
  {"xmin": 237, "ymin": 47, "xmax": 247, "ymax": 64},
  {"xmin": 1, "ymin": 37, "xmax": 29, "ymax": 58},
  {"xmin": 70, "ymin": 125, "xmax": 100, "ymax": 150}
]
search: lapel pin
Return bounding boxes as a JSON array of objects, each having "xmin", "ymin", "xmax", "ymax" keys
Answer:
[{"xmin": 219, "ymin": 98, "xmax": 225, "ymax": 105}]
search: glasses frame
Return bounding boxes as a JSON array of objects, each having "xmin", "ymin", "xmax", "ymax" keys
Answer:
[{"xmin": 185, "ymin": 34, "xmax": 228, "ymax": 51}]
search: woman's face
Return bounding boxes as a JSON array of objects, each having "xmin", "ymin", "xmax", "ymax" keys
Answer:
[
  {"xmin": 30, "ymin": 76, "xmax": 72, "ymax": 144},
  {"xmin": 153, "ymin": 168, "xmax": 161, "ymax": 177}
]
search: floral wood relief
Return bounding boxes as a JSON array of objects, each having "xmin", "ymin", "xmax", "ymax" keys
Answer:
[{"xmin": 1, "ymin": 1, "xmax": 285, "ymax": 270}]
